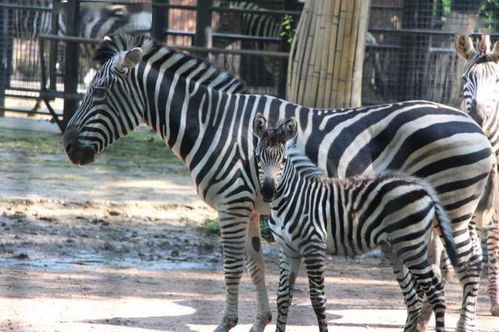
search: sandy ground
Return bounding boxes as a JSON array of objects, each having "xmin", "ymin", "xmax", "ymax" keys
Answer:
[{"xmin": 0, "ymin": 118, "xmax": 498, "ymax": 331}]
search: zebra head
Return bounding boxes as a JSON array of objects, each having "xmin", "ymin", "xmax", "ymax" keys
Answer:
[
  {"xmin": 63, "ymin": 34, "xmax": 151, "ymax": 165},
  {"xmin": 455, "ymin": 34, "xmax": 499, "ymax": 129},
  {"xmin": 253, "ymin": 114, "xmax": 297, "ymax": 202}
]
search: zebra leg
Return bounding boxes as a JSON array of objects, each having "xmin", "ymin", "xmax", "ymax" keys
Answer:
[
  {"xmin": 487, "ymin": 221, "xmax": 499, "ymax": 316},
  {"xmin": 244, "ymin": 212, "xmax": 272, "ymax": 332},
  {"xmin": 411, "ymin": 268, "xmax": 447, "ymax": 332},
  {"xmin": 455, "ymin": 225, "xmax": 483, "ymax": 332},
  {"xmin": 276, "ymin": 250, "xmax": 301, "ymax": 332},
  {"xmin": 380, "ymin": 244, "xmax": 422, "ymax": 331},
  {"xmin": 214, "ymin": 207, "xmax": 252, "ymax": 332},
  {"xmin": 416, "ymin": 232, "xmax": 444, "ymax": 331},
  {"xmin": 303, "ymin": 247, "xmax": 328, "ymax": 332}
]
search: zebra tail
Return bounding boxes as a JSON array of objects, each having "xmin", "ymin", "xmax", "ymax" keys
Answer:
[{"xmin": 434, "ymin": 202, "xmax": 460, "ymax": 267}]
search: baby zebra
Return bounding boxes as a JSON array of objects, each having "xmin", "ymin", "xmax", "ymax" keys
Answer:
[{"xmin": 253, "ymin": 114, "xmax": 460, "ymax": 332}]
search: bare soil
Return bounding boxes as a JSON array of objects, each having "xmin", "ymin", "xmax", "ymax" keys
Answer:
[{"xmin": 0, "ymin": 118, "xmax": 498, "ymax": 331}]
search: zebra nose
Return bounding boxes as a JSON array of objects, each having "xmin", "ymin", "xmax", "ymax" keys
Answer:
[
  {"xmin": 63, "ymin": 126, "xmax": 95, "ymax": 165},
  {"xmin": 470, "ymin": 99, "xmax": 477, "ymax": 113},
  {"xmin": 260, "ymin": 179, "xmax": 276, "ymax": 202}
]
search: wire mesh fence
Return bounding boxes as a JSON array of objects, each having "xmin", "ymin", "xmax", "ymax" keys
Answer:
[{"xmin": 1, "ymin": 0, "xmax": 499, "ymax": 120}]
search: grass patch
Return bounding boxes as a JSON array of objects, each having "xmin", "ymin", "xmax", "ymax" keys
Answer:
[
  {"xmin": 0, "ymin": 127, "xmax": 184, "ymax": 169},
  {"xmin": 202, "ymin": 218, "xmax": 220, "ymax": 235}
]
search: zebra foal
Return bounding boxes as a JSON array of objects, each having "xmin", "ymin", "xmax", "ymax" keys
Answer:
[{"xmin": 253, "ymin": 114, "xmax": 460, "ymax": 332}]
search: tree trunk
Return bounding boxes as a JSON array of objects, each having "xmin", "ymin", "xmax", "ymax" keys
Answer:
[{"xmin": 286, "ymin": 0, "xmax": 371, "ymax": 108}]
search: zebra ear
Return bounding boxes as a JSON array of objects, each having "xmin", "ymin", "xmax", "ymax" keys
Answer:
[
  {"xmin": 116, "ymin": 47, "xmax": 144, "ymax": 72},
  {"xmin": 253, "ymin": 113, "xmax": 267, "ymax": 139},
  {"xmin": 492, "ymin": 41, "xmax": 499, "ymax": 58},
  {"xmin": 282, "ymin": 117, "xmax": 297, "ymax": 141},
  {"xmin": 455, "ymin": 34, "xmax": 474, "ymax": 60},
  {"xmin": 478, "ymin": 35, "xmax": 491, "ymax": 55}
]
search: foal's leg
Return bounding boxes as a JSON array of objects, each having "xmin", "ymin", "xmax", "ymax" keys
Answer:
[
  {"xmin": 244, "ymin": 212, "xmax": 272, "ymax": 332},
  {"xmin": 411, "ymin": 266, "xmax": 446, "ymax": 332},
  {"xmin": 276, "ymin": 250, "xmax": 301, "ymax": 332},
  {"xmin": 380, "ymin": 244, "xmax": 422, "ymax": 331},
  {"xmin": 487, "ymin": 222, "xmax": 499, "ymax": 316},
  {"xmin": 303, "ymin": 247, "xmax": 328, "ymax": 332}
]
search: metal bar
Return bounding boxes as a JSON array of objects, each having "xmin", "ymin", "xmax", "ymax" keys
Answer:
[
  {"xmin": 167, "ymin": 30, "xmax": 282, "ymax": 43},
  {"xmin": 174, "ymin": 45, "xmax": 289, "ymax": 58},
  {"xmin": 0, "ymin": 3, "xmax": 10, "ymax": 117},
  {"xmin": 214, "ymin": 7, "xmax": 301, "ymax": 17},
  {"xmin": 151, "ymin": 0, "xmax": 168, "ymax": 41},
  {"xmin": 62, "ymin": 0, "xmax": 80, "ymax": 128},
  {"xmin": 1, "ymin": 107, "xmax": 62, "ymax": 117},
  {"xmin": 0, "ymin": 4, "xmax": 52, "ymax": 11},
  {"xmin": 195, "ymin": 0, "xmax": 213, "ymax": 48},
  {"xmin": 369, "ymin": 27, "xmax": 499, "ymax": 38}
]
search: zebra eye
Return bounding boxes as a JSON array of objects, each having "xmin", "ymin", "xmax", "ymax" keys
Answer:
[{"xmin": 93, "ymin": 87, "xmax": 106, "ymax": 98}]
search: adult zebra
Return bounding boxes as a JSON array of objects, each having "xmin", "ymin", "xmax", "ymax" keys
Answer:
[
  {"xmin": 63, "ymin": 34, "xmax": 494, "ymax": 332},
  {"xmin": 455, "ymin": 34, "xmax": 499, "ymax": 317}
]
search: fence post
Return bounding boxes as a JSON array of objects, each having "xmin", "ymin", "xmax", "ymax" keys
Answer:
[
  {"xmin": 279, "ymin": 0, "xmax": 298, "ymax": 98},
  {"xmin": 152, "ymin": 0, "xmax": 168, "ymax": 41},
  {"xmin": 62, "ymin": 0, "xmax": 80, "ymax": 129},
  {"xmin": 0, "ymin": 4, "xmax": 11, "ymax": 117},
  {"xmin": 194, "ymin": 0, "xmax": 212, "ymax": 48}
]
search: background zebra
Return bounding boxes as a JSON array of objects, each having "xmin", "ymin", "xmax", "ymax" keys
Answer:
[
  {"xmin": 213, "ymin": 0, "xmax": 282, "ymax": 90},
  {"xmin": 455, "ymin": 34, "xmax": 499, "ymax": 317},
  {"xmin": 62, "ymin": 34, "xmax": 494, "ymax": 332},
  {"xmin": 253, "ymin": 114, "xmax": 459, "ymax": 332},
  {"xmin": 8, "ymin": 1, "xmax": 151, "ymax": 112}
]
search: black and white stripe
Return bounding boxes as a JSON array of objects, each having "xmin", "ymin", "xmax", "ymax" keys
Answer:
[
  {"xmin": 455, "ymin": 34, "xmax": 499, "ymax": 318},
  {"xmin": 253, "ymin": 115, "xmax": 459, "ymax": 331},
  {"xmin": 63, "ymin": 34, "xmax": 494, "ymax": 332}
]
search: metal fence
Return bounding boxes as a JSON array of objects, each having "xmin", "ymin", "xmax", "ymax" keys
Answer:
[{"xmin": 1, "ymin": 0, "xmax": 498, "ymax": 128}]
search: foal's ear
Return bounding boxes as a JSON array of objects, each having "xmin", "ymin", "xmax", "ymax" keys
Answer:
[
  {"xmin": 493, "ymin": 41, "xmax": 499, "ymax": 58},
  {"xmin": 478, "ymin": 35, "xmax": 491, "ymax": 55},
  {"xmin": 253, "ymin": 113, "xmax": 267, "ymax": 139},
  {"xmin": 455, "ymin": 34, "xmax": 474, "ymax": 60},
  {"xmin": 116, "ymin": 47, "xmax": 144, "ymax": 72},
  {"xmin": 282, "ymin": 117, "xmax": 298, "ymax": 141}
]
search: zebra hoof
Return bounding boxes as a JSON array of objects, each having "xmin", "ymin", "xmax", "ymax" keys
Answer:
[
  {"xmin": 213, "ymin": 316, "xmax": 238, "ymax": 332},
  {"xmin": 491, "ymin": 305, "xmax": 499, "ymax": 316},
  {"xmin": 249, "ymin": 311, "xmax": 272, "ymax": 332}
]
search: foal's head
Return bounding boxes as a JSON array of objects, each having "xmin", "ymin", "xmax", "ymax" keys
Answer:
[{"xmin": 253, "ymin": 114, "xmax": 297, "ymax": 202}]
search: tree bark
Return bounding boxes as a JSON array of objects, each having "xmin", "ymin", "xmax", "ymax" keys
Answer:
[{"xmin": 286, "ymin": 0, "xmax": 371, "ymax": 108}]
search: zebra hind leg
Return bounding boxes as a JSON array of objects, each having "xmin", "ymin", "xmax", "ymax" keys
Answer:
[
  {"xmin": 244, "ymin": 212, "xmax": 272, "ymax": 332},
  {"xmin": 415, "ymin": 232, "xmax": 445, "ymax": 331},
  {"xmin": 412, "ymin": 269, "xmax": 446, "ymax": 332},
  {"xmin": 380, "ymin": 244, "xmax": 422, "ymax": 331},
  {"xmin": 487, "ymin": 220, "xmax": 499, "ymax": 316},
  {"xmin": 303, "ymin": 247, "xmax": 328, "ymax": 332},
  {"xmin": 275, "ymin": 250, "xmax": 301, "ymax": 331}
]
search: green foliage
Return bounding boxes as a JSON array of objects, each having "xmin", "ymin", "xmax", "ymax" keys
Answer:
[
  {"xmin": 280, "ymin": 15, "xmax": 295, "ymax": 44},
  {"xmin": 481, "ymin": 0, "xmax": 499, "ymax": 32},
  {"xmin": 260, "ymin": 215, "xmax": 274, "ymax": 242},
  {"xmin": 203, "ymin": 218, "xmax": 220, "ymax": 235}
]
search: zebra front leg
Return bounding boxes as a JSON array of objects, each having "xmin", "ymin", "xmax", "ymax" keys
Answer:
[
  {"xmin": 214, "ymin": 207, "xmax": 252, "ymax": 332},
  {"xmin": 244, "ymin": 212, "xmax": 272, "ymax": 332},
  {"xmin": 380, "ymin": 244, "xmax": 422, "ymax": 331},
  {"xmin": 487, "ymin": 222, "xmax": 499, "ymax": 316},
  {"xmin": 276, "ymin": 250, "xmax": 301, "ymax": 331},
  {"xmin": 303, "ymin": 247, "xmax": 328, "ymax": 332}
]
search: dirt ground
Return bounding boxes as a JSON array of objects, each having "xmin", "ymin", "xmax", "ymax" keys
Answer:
[{"xmin": 0, "ymin": 118, "xmax": 498, "ymax": 332}]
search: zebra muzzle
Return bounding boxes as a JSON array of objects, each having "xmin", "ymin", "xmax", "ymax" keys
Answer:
[{"xmin": 63, "ymin": 126, "xmax": 95, "ymax": 166}]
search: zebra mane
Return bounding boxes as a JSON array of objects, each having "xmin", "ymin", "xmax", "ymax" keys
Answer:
[
  {"xmin": 463, "ymin": 52, "xmax": 499, "ymax": 76},
  {"xmin": 93, "ymin": 33, "xmax": 246, "ymax": 93}
]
